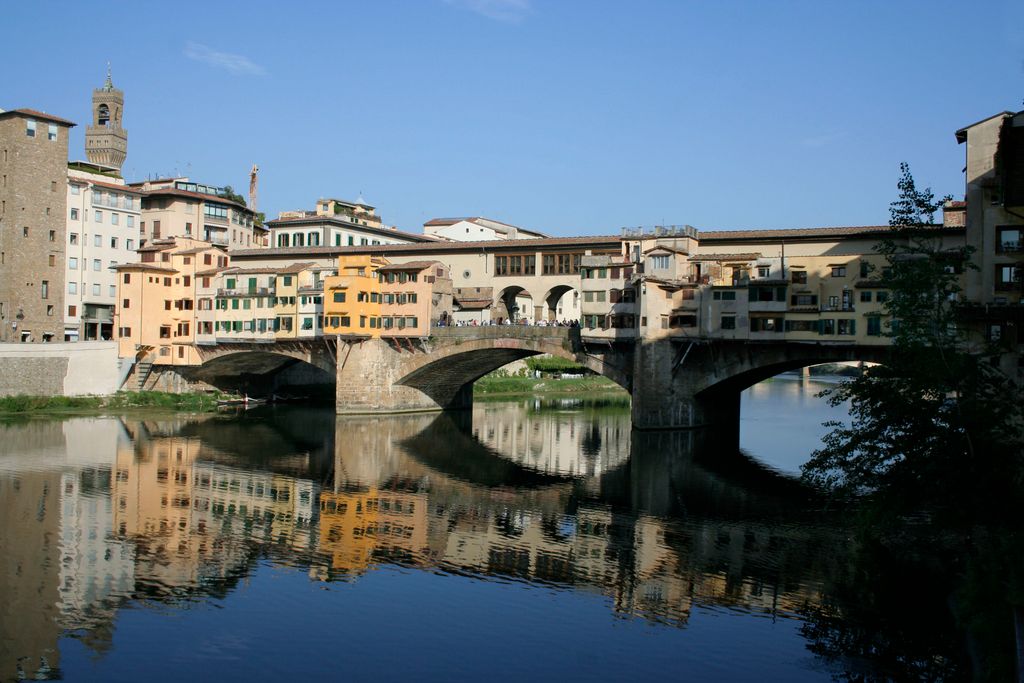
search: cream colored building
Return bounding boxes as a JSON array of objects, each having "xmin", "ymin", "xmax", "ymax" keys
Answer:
[{"xmin": 129, "ymin": 177, "xmax": 265, "ymax": 250}]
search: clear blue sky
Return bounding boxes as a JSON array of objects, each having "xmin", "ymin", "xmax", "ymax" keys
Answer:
[{"xmin": 4, "ymin": 0, "xmax": 1023, "ymax": 236}]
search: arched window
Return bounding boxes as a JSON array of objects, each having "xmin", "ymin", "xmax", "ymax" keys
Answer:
[{"xmin": 97, "ymin": 104, "xmax": 110, "ymax": 126}]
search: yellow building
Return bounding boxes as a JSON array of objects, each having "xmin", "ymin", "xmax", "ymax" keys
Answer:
[
  {"xmin": 114, "ymin": 238, "xmax": 228, "ymax": 366},
  {"xmin": 322, "ymin": 254, "xmax": 388, "ymax": 337}
]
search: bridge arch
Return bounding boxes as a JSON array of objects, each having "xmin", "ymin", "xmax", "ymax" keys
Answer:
[
  {"xmin": 392, "ymin": 334, "xmax": 630, "ymax": 410},
  {"xmin": 542, "ymin": 284, "xmax": 579, "ymax": 323},
  {"xmin": 184, "ymin": 342, "xmax": 337, "ymax": 394},
  {"xmin": 495, "ymin": 285, "xmax": 535, "ymax": 323}
]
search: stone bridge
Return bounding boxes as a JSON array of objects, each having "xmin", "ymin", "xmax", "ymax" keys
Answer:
[{"xmin": 175, "ymin": 328, "xmax": 888, "ymax": 430}]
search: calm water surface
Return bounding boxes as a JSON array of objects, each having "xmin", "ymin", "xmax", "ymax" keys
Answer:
[{"xmin": 0, "ymin": 380, "xmax": 961, "ymax": 681}]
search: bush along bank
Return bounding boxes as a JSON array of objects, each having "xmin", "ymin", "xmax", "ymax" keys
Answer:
[{"xmin": 0, "ymin": 391, "xmax": 227, "ymax": 415}]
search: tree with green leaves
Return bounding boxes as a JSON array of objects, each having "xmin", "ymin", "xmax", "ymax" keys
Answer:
[{"xmin": 802, "ymin": 163, "xmax": 1024, "ymax": 521}]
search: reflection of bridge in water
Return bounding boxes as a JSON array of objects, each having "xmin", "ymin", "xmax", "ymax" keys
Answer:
[{"xmin": 0, "ymin": 407, "xmax": 842, "ymax": 680}]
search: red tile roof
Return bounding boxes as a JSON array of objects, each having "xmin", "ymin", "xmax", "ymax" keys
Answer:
[{"xmin": 0, "ymin": 108, "xmax": 76, "ymax": 127}]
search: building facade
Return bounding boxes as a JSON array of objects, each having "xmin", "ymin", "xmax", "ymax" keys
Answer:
[
  {"xmin": 0, "ymin": 108, "xmax": 75, "ymax": 342},
  {"xmin": 130, "ymin": 178, "xmax": 264, "ymax": 250},
  {"xmin": 64, "ymin": 165, "xmax": 142, "ymax": 341},
  {"xmin": 423, "ymin": 216, "xmax": 547, "ymax": 241}
]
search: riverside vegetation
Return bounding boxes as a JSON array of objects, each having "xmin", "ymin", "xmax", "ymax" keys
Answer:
[
  {"xmin": 473, "ymin": 356, "xmax": 625, "ymax": 397},
  {"xmin": 0, "ymin": 391, "xmax": 228, "ymax": 415}
]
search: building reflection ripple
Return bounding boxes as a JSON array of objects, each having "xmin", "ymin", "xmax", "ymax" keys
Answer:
[{"xmin": 0, "ymin": 404, "xmax": 842, "ymax": 680}]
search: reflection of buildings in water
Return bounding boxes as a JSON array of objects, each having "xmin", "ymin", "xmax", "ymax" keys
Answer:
[
  {"xmin": 0, "ymin": 468, "xmax": 65, "ymax": 681},
  {"xmin": 471, "ymin": 402, "xmax": 631, "ymax": 481},
  {"xmin": 0, "ymin": 410, "xmax": 832, "ymax": 681},
  {"xmin": 112, "ymin": 424, "xmax": 318, "ymax": 592},
  {"xmin": 316, "ymin": 488, "xmax": 430, "ymax": 576},
  {"xmin": 57, "ymin": 468, "xmax": 135, "ymax": 640},
  {"xmin": 0, "ymin": 417, "xmax": 133, "ymax": 681}
]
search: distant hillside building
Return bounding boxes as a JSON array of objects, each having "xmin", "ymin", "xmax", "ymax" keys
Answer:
[
  {"xmin": 423, "ymin": 217, "xmax": 547, "ymax": 242},
  {"xmin": 0, "ymin": 108, "xmax": 75, "ymax": 342}
]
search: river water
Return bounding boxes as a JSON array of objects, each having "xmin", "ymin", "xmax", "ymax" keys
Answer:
[{"xmin": 0, "ymin": 378, "xmax": 988, "ymax": 680}]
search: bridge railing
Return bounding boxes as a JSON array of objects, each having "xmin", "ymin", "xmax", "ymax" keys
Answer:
[{"xmin": 429, "ymin": 325, "xmax": 576, "ymax": 343}]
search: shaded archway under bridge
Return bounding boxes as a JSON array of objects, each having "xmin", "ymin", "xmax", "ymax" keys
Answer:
[{"xmin": 170, "ymin": 341, "xmax": 338, "ymax": 396}]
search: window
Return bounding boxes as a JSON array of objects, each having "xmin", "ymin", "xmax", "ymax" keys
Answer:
[
  {"xmin": 127, "ymin": 215, "xmax": 135, "ymax": 228},
  {"xmin": 860, "ymin": 261, "xmax": 871, "ymax": 278},
  {"xmin": 720, "ymin": 315, "xmax": 736, "ymax": 330},
  {"xmin": 70, "ymin": 232, "xmax": 78, "ymax": 245},
  {"xmin": 866, "ymin": 316, "xmax": 882, "ymax": 337},
  {"xmin": 93, "ymin": 259, "xmax": 101, "ymax": 271},
  {"xmin": 92, "ymin": 284, "xmax": 101, "ymax": 296},
  {"xmin": 48, "ymin": 254, "xmax": 55, "ymax": 267},
  {"xmin": 41, "ymin": 281, "xmax": 49, "ymax": 299},
  {"xmin": 47, "ymin": 124, "xmax": 57, "ymax": 141},
  {"xmin": 876, "ymin": 291, "xmax": 889, "ymax": 303},
  {"xmin": 712, "ymin": 290, "xmax": 737, "ymax": 301},
  {"xmin": 997, "ymin": 227, "xmax": 1023, "ymax": 253},
  {"xmin": 860, "ymin": 291, "xmax": 872, "ymax": 302},
  {"xmin": 757, "ymin": 266, "xmax": 770, "ymax": 278},
  {"xmin": 791, "ymin": 270, "xmax": 807, "ymax": 284},
  {"xmin": 70, "ymin": 208, "xmax": 79, "ymax": 220},
  {"xmin": 790, "ymin": 294, "xmax": 818, "ymax": 307},
  {"xmin": 126, "ymin": 239, "xmax": 135, "ymax": 250},
  {"xmin": 69, "ymin": 282, "xmax": 78, "ymax": 294},
  {"xmin": 111, "ymin": 237, "xmax": 118, "ymax": 249},
  {"xmin": 26, "ymin": 120, "xmax": 36, "ymax": 137},
  {"xmin": 996, "ymin": 264, "xmax": 1021, "ymax": 290},
  {"xmin": 333, "ymin": 291, "xmax": 346, "ymax": 303},
  {"xmin": 22, "ymin": 226, "xmax": 28, "ymax": 237},
  {"xmin": 68, "ymin": 305, "xmax": 77, "ymax": 317},
  {"xmin": 830, "ymin": 266, "xmax": 847, "ymax": 277},
  {"xmin": 109, "ymin": 285, "xmax": 116, "ymax": 297},
  {"xmin": 649, "ymin": 255, "xmax": 670, "ymax": 269},
  {"xmin": 785, "ymin": 319, "xmax": 818, "ymax": 332},
  {"xmin": 69, "ymin": 257, "xmax": 78, "ymax": 270},
  {"xmin": 282, "ymin": 275, "xmax": 292, "ymax": 286},
  {"xmin": 819, "ymin": 319, "xmax": 835, "ymax": 335},
  {"xmin": 837, "ymin": 319, "xmax": 856, "ymax": 336},
  {"xmin": 94, "ymin": 234, "xmax": 102, "ymax": 247}
]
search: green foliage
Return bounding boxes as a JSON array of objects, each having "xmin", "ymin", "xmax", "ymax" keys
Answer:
[
  {"xmin": 0, "ymin": 395, "xmax": 102, "ymax": 413},
  {"xmin": 802, "ymin": 164, "xmax": 1024, "ymax": 521},
  {"xmin": 220, "ymin": 185, "xmax": 248, "ymax": 207},
  {"xmin": 524, "ymin": 356, "xmax": 588, "ymax": 374},
  {"xmin": 474, "ymin": 374, "xmax": 623, "ymax": 397}
]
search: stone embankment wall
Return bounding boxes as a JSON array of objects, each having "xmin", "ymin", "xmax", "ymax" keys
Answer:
[{"xmin": 0, "ymin": 342, "xmax": 123, "ymax": 396}]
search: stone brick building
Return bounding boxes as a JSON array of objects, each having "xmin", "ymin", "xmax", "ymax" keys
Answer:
[{"xmin": 0, "ymin": 108, "xmax": 75, "ymax": 342}]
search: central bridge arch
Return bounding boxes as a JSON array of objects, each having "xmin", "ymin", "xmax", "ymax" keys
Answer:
[{"xmin": 335, "ymin": 327, "xmax": 632, "ymax": 415}]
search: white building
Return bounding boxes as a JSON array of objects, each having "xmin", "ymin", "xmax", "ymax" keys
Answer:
[
  {"xmin": 65, "ymin": 162, "xmax": 142, "ymax": 341},
  {"xmin": 266, "ymin": 214, "xmax": 436, "ymax": 249},
  {"xmin": 423, "ymin": 217, "xmax": 547, "ymax": 242}
]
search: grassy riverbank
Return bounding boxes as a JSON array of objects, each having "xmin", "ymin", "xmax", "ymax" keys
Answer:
[
  {"xmin": 0, "ymin": 391, "xmax": 226, "ymax": 416},
  {"xmin": 473, "ymin": 374, "xmax": 625, "ymax": 398}
]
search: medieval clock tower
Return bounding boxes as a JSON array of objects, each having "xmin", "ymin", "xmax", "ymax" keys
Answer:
[{"xmin": 85, "ymin": 65, "xmax": 127, "ymax": 170}]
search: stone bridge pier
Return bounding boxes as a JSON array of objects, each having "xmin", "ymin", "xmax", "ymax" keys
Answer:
[
  {"xmin": 630, "ymin": 338, "xmax": 888, "ymax": 430},
  {"xmin": 335, "ymin": 327, "xmax": 632, "ymax": 415}
]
